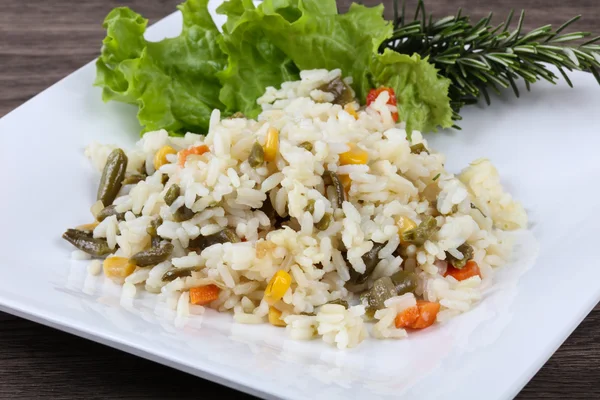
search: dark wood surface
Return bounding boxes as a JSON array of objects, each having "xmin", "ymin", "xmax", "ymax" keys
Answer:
[{"xmin": 1, "ymin": 1, "xmax": 599, "ymax": 398}]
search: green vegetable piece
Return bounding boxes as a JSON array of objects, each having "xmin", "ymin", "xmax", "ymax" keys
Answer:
[
  {"xmin": 327, "ymin": 299, "xmax": 349, "ymax": 308},
  {"xmin": 95, "ymin": 1, "xmax": 228, "ymax": 134},
  {"xmin": 147, "ymin": 217, "xmax": 163, "ymax": 247},
  {"xmin": 162, "ymin": 266, "xmax": 202, "ymax": 282},
  {"xmin": 97, "ymin": 149, "xmax": 128, "ymax": 206},
  {"xmin": 315, "ymin": 213, "xmax": 332, "ymax": 231},
  {"xmin": 348, "ymin": 242, "xmax": 387, "ymax": 285},
  {"xmin": 446, "ymin": 243, "xmax": 474, "ymax": 269},
  {"xmin": 368, "ymin": 276, "xmax": 397, "ymax": 311},
  {"xmin": 401, "ymin": 216, "xmax": 438, "ymax": 246},
  {"xmin": 62, "ymin": 229, "xmax": 112, "ymax": 257},
  {"xmin": 323, "ymin": 171, "xmax": 345, "ymax": 209},
  {"xmin": 298, "ymin": 142, "xmax": 313, "ymax": 152},
  {"xmin": 130, "ymin": 242, "xmax": 174, "ymax": 267},
  {"xmin": 390, "ymin": 270, "xmax": 418, "ymax": 295},
  {"xmin": 305, "ymin": 199, "xmax": 316, "ymax": 214},
  {"xmin": 96, "ymin": 205, "xmax": 125, "ymax": 222},
  {"xmin": 173, "ymin": 206, "xmax": 195, "ymax": 222},
  {"xmin": 188, "ymin": 228, "xmax": 240, "ymax": 251},
  {"xmin": 317, "ymin": 76, "xmax": 354, "ymax": 105},
  {"xmin": 248, "ymin": 142, "xmax": 265, "ymax": 168},
  {"xmin": 122, "ymin": 174, "xmax": 146, "ymax": 185},
  {"xmin": 410, "ymin": 143, "xmax": 430, "ymax": 155},
  {"xmin": 164, "ymin": 184, "xmax": 180, "ymax": 206}
]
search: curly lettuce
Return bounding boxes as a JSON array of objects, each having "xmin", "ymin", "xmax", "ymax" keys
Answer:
[{"xmin": 95, "ymin": 0, "xmax": 227, "ymax": 134}]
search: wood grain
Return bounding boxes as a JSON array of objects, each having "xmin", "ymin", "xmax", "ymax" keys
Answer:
[{"xmin": 1, "ymin": 1, "xmax": 599, "ymax": 398}]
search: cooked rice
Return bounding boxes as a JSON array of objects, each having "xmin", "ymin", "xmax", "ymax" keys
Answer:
[{"xmin": 77, "ymin": 69, "xmax": 527, "ymax": 348}]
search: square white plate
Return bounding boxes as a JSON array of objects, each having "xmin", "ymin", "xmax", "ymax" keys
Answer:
[{"xmin": 1, "ymin": 3, "xmax": 599, "ymax": 399}]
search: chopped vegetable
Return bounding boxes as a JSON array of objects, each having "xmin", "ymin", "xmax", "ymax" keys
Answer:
[
  {"xmin": 397, "ymin": 216, "xmax": 417, "ymax": 244},
  {"xmin": 366, "ymin": 276, "xmax": 397, "ymax": 311},
  {"xmin": 263, "ymin": 127, "xmax": 279, "ymax": 162},
  {"xmin": 162, "ymin": 266, "xmax": 202, "ymax": 282},
  {"xmin": 401, "ymin": 215, "xmax": 438, "ymax": 246},
  {"xmin": 264, "ymin": 270, "xmax": 292, "ymax": 305},
  {"xmin": 97, "ymin": 148, "xmax": 128, "ymax": 206},
  {"xmin": 122, "ymin": 174, "xmax": 147, "ymax": 186},
  {"xmin": 103, "ymin": 257, "xmax": 136, "ymax": 281},
  {"xmin": 446, "ymin": 243, "xmax": 474, "ymax": 269},
  {"xmin": 164, "ymin": 184, "xmax": 180, "ymax": 206},
  {"xmin": 444, "ymin": 260, "xmax": 481, "ymax": 281},
  {"xmin": 305, "ymin": 199, "xmax": 316, "ymax": 214},
  {"xmin": 348, "ymin": 242, "xmax": 387, "ymax": 285},
  {"xmin": 178, "ymin": 145, "xmax": 209, "ymax": 167},
  {"xmin": 323, "ymin": 171, "xmax": 345, "ymax": 209},
  {"xmin": 298, "ymin": 141, "xmax": 313, "ymax": 152},
  {"xmin": 248, "ymin": 142, "xmax": 265, "ymax": 168},
  {"xmin": 366, "ymin": 87, "xmax": 399, "ymax": 122},
  {"xmin": 268, "ymin": 306, "xmax": 286, "ymax": 327},
  {"xmin": 188, "ymin": 228, "xmax": 240, "ymax": 251},
  {"xmin": 410, "ymin": 143, "xmax": 429, "ymax": 155},
  {"xmin": 62, "ymin": 229, "xmax": 112, "ymax": 257},
  {"xmin": 173, "ymin": 206, "xmax": 195, "ymax": 222},
  {"xmin": 147, "ymin": 217, "xmax": 163, "ymax": 248},
  {"xmin": 432, "ymin": 173, "xmax": 441, "ymax": 182},
  {"xmin": 189, "ymin": 285, "xmax": 220, "ymax": 305},
  {"xmin": 154, "ymin": 146, "xmax": 177, "ymax": 170},
  {"xmin": 129, "ymin": 242, "xmax": 174, "ymax": 267},
  {"xmin": 339, "ymin": 143, "xmax": 369, "ymax": 166},
  {"xmin": 96, "ymin": 204, "xmax": 125, "ymax": 222},
  {"xmin": 315, "ymin": 213, "xmax": 332, "ymax": 231},
  {"xmin": 395, "ymin": 300, "xmax": 440, "ymax": 329},
  {"xmin": 327, "ymin": 299, "xmax": 349, "ymax": 308},
  {"xmin": 316, "ymin": 76, "xmax": 354, "ymax": 105},
  {"xmin": 390, "ymin": 270, "xmax": 418, "ymax": 295}
]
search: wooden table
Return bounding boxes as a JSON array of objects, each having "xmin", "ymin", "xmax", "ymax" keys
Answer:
[{"xmin": 1, "ymin": 1, "xmax": 599, "ymax": 398}]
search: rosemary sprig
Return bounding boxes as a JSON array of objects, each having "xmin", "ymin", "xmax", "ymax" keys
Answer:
[{"xmin": 383, "ymin": 0, "xmax": 600, "ymax": 120}]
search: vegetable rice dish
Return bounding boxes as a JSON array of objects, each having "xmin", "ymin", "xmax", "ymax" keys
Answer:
[{"xmin": 64, "ymin": 70, "xmax": 527, "ymax": 349}]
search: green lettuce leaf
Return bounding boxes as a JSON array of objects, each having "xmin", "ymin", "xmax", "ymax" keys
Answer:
[
  {"xmin": 370, "ymin": 50, "xmax": 453, "ymax": 134},
  {"xmin": 216, "ymin": 0, "xmax": 299, "ymax": 118},
  {"xmin": 95, "ymin": 0, "xmax": 227, "ymax": 134}
]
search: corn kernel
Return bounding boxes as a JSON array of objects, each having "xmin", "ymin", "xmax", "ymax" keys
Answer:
[
  {"xmin": 344, "ymin": 104, "xmax": 359, "ymax": 119},
  {"xmin": 264, "ymin": 270, "xmax": 292, "ymax": 305},
  {"xmin": 263, "ymin": 127, "xmax": 279, "ymax": 162},
  {"xmin": 154, "ymin": 145, "xmax": 177, "ymax": 170},
  {"xmin": 339, "ymin": 143, "xmax": 368, "ymax": 165},
  {"xmin": 76, "ymin": 221, "xmax": 99, "ymax": 231},
  {"xmin": 268, "ymin": 307, "xmax": 286, "ymax": 327},
  {"xmin": 398, "ymin": 216, "xmax": 417, "ymax": 244},
  {"xmin": 103, "ymin": 257, "xmax": 136, "ymax": 282}
]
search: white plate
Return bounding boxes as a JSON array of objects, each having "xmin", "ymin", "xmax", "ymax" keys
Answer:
[{"xmin": 1, "ymin": 3, "xmax": 599, "ymax": 400}]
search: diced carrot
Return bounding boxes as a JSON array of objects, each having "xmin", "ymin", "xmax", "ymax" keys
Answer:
[
  {"xmin": 395, "ymin": 301, "xmax": 440, "ymax": 330},
  {"xmin": 444, "ymin": 260, "xmax": 481, "ymax": 281},
  {"xmin": 366, "ymin": 87, "xmax": 399, "ymax": 122},
  {"xmin": 189, "ymin": 284, "xmax": 220, "ymax": 305},
  {"xmin": 178, "ymin": 145, "xmax": 209, "ymax": 166},
  {"xmin": 394, "ymin": 305, "xmax": 419, "ymax": 329}
]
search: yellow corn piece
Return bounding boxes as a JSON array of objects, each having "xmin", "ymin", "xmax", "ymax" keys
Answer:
[
  {"xmin": 263, "ymin": 127, "xmax": 279, "ymax": 162},
  {"xmin": 344, "ymin": 104, "xmax": 359, "ymax": 119},
  {"xmin": 268, "ymin": 307, "xmax": 286, "ymax": 327},
  {"xmin": 76, "ymin": 221, "xmax": 99, "ymax": 231},
  {"xmin": 264, "ymin": 270, "xmax": 292, "ymax": 305},
  {"xmin": 103, "ymin": 257, "xmax": 136, "ymax": 282},
  {"xmin": 398, "ymin": 216, "xmax": 417, "ymax": 244},
  {"xmin": 339, "ymin": 143, "xmax": 368, "ymax": 166},
  {"xmin": 153, "ymin": 145, "xmax": 177, "ymax": 170},
  {"xmin": 339, "ymin": 174, "xmax": 352, "ymax": 195}
]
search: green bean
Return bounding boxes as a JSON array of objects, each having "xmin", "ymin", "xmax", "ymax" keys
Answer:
[
  {"xmin": 248, "ymin": 142, "xmax": 265, "ymax": 168},
  {"xmin": 122, "ymin": 174, "xmax": 146, "ymax": 186},
  {"xmin": 173, "ymin": 206, "xmax": 195, "ymax": 222},
  {"xmin": 298, "ymin": 141, "xmax": 313, "ymax": 151},
  {"xmin": 62, "ymin": 229, "xmax": 112, "ymax": 257},
  {"xmin": 317, "ymin": 76, "xmax": 354, "ymax": 105},
  {"xmin": 147, "ymin": 217, "xmax": 163, "ymax": 248},
  {"xmin": 164, "ymin": 184, "xmax": 180, "ymax": 206},
  {"xmin": 162, "ymin": 266, "xmax": 202, "ymax": 282},
  {"xmin": 305, "ymin": 199, "xmax": 316, "ymax": 214},
  {"xmin": 367, "ymin": 277, "xmax": 397, "ymax": 311},
  {"xmin": 323, "ymin": 171, "xmax": 345, "ymax": 209},
  {"xmin": 315, "ymin": 213, "xmax": 332, "ymax": 230},
  {"xmin": 96, "ymin": 205, "xmax": 125, "ymax": 222},
  {"xmin": 327, "ymin": 299, "xmax": 349, "ymax": 308},
  {"xmin": 401, "ymin": 216, "xmax": 438, "ymax": 246},
  {"xmin": 188, "ymin": 228, "xmax": 240, "ymax": 251},
  {"xmin": 446, "ymin": 243, "xmax": 474, "ymax": 269},
  {"xmin": 97, "ymin": 149, "xmax": 128, "ymax": 206},
  {"xmin": 390, "ymin": 270, "xmax": 418, "ymax": 295},
  {"xmin": 161, "ymin": 173, "xmax": 170, "ymax": 185},
  {"xmin": 410, "ymin": 143, "xmax": 430, "ymax": 155},
  {"xmin": 130, "ymin": 242, "xmax": 174, "ymax": 267},
  {"xmin": 348, "ymin": 242, "xmax": 387, "ymax": 285}
]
